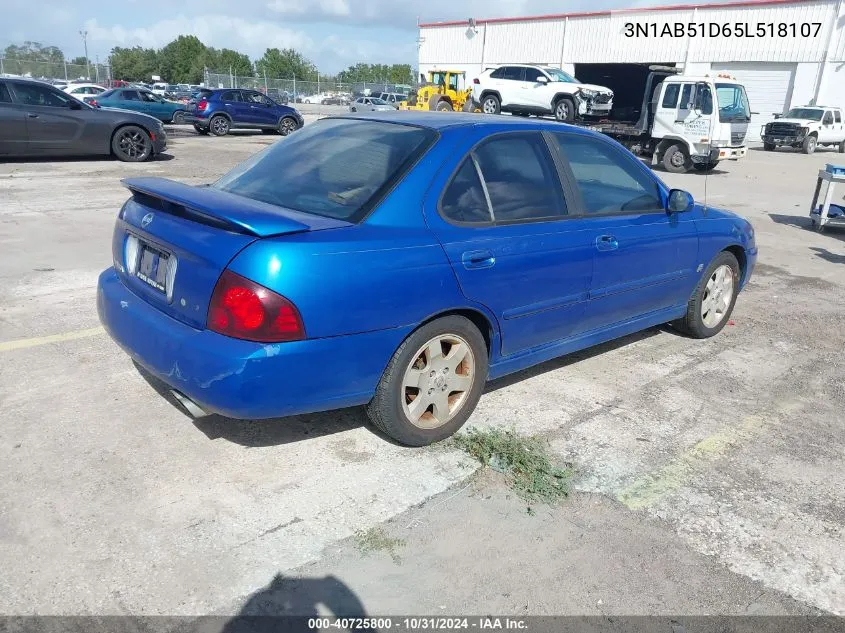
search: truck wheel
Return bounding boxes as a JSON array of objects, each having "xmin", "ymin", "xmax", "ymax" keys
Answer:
[
  {"xmin": 802, "ymin": 134, "xmax": 817, "ymax": 154},
  {"xmin": 481, "ymin": 95, "xmax": 500, "ymax": 115},
  {"xmin": 554, "ymin": 97, "xmax": 575, "ymax": 123},
  {"xmin": 763, "ymin": 142, "xmax": 775, "ymax": 151},
  {"xmin": 838, "ymin": 140, "xmax": 845, "ymax": 153},
  {"xmin": 662, "ymin": 144, "xmax": 692, "ymax": 173},
  {"xmin": 436, "ymin": 100, "xmax": 453, "ymax": 111}
]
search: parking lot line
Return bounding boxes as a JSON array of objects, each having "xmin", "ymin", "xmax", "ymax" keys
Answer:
[
  {"xmin": 616, "ymin": 400, "xmax": 803, "ymax": 510},
  {"xmin": 0, "ymin": 326, "xmax": 105, "ymax": 353}
]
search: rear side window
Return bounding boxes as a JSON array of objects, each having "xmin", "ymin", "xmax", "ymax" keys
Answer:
[
  {"xmin": 99, "ymin": 89, "xmax": 117, "ymax": 99},
  {"xmin": 9, "ymin": 82, "xmax": 72, "ymax": 107},
  {"xmin": 662, "ymin": 84, "xmax": 680, "ymax": 108},
  {"xmin": 122, "ymin": 90, "xmax": 141, "ymax": 101},
  {"xmin": 500, "ymin": 67, "xmax": 526, "ymax": 81},
  {"xmin": 441, "ymin": 159, "xmax": 492, "ymax": 225},
  {"xmin": 220, "ymin": 91, "xmax": 241, "ymax": 102},
  {"xmin": 836, "ymin": 111, "xmax": 842, "ymax": 123},
  {"xmin": 212, "ymin": 119, "xmax": 436, "ymax": 223},
  {"xmin": 823, "ymin": 111, "xmax": 834, "ymax": 125},
  {"xmin": 553, "ymin": 133, "xmax": 663, "ymax": 214},
  {"xmin": 0, "ymin": 83, "xmax": 11, "ymax": 103}
]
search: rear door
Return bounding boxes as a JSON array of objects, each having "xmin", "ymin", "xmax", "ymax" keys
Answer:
[
  {"xmin": 496, "ymin": 66, "xmax": 526, "ymax": 107},
  {"xmin": 219, "ymin": 90, "xmax": 249, "ymax": 125},
  {"xmin": 0, "ymin": 82, "xmax": 29, "ymax": 156},
  {"xmin": 8, "ymin": 81, "xmax": 88, "ymax": 154},
  {"xmin": 551, "ymin": 131, "xmax": 699, "ymax": 332},
  {"xmin": 425, "ymin": 129, "xmax": 595, "ymax": 357}
]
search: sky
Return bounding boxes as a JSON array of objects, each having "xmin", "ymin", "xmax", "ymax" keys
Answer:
[{"xmin": 1, "ymin": 0, "xmax": 743, "ymax": 74}]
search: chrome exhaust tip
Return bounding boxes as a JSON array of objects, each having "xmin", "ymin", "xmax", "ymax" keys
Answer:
[{"xmin": 170, "ymin": 389, "xmax": 209, "ymax": 418}]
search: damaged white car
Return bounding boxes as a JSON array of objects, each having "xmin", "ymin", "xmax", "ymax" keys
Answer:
[{"xmin": 471, "ymin": 64, "xmax": 614, "ymax": 122}]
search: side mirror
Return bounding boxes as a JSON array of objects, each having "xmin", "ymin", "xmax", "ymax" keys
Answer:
[
  {"xmin": 667, "ymin": 189, "xmax": 694, "ymax": 214},
  {"xmin": 535, "ymin": 76, "xmax": 548, "ymax": 83}
]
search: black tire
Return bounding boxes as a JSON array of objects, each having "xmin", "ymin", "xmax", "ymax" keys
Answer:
[
  {"xmin": 838, "ymin": 140, "xmax": 845, "ymax": 153},
  {"xmin": 553, "ymin": 97, "xmax": 575, "ymax": 122},
  {"xmin": 436, "ymin": 100, "xmax": 453, "ymax": 112},
  {"xmin": 171, "ymin": 110, "xmax": 186, "ymax": 125},
  {"xmin": 193, "ymin": 124, "xmax": 208, "ymax": 135},
  {"xmin": 278, "ymin": 116, "xmax": 298, "ymax": 136},
  {"xmin": 366, "ymin": 315, "xmax": 488, "ymax": 447},
  {"xmin": 674, "ymin": 251, "xmax": 741, "ymax": 339},
  {"xmin": 802, "ymin": 134, "xmax": 817, "ymax": 154},
  {"xmin": 481, "ymin": 94, "xmax": 500, "ymax": 115},
  {"xmin": 763, "ymin": 142, "xmax": 775, "ymax": 151},
  {"xmin": 209, "ymin": 115, "xmax": 230, "ymax": 137},
  {"xmin": 662, "ymin": 144, "xmax": 692, "ymax": 173},
  {"xmin": 111, "ymin": 125, "xmax": 153, "ymax": 162},
  {"xmin": 693, "ymin": 160, "xmax": 719, "ymax": 172}
]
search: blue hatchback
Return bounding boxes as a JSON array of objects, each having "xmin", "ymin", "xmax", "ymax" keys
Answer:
[
  {"xmin": 97, "ymin": 112, "xmax": 757, "ymax": 446},
  {"xmin": 187, "ymin": 88, "xmax": 303, "ymax": 136}
]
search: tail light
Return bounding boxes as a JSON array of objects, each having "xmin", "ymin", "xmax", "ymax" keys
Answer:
[
  {"xmin": 207, "ymin": 270, "xmax": 305, "ymax": 343},
  {"xmin": 473, "ymin": 78, "xmax": 479, "ymax": 84},
  {"xmin": 197, "ymin": 100, "xmax": 208, "ymax": 112},
  {"xmin": 89, "ymin": 100, "xmax": 98, "ymax": 107}
]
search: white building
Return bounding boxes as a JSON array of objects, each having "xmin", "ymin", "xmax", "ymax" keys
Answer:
[{"xmin": 418, "ymin": 0, "xmax": 845, "ymax": 139}]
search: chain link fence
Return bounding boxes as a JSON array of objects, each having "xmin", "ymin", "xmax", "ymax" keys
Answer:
[
  {"xmin": 0, "ymin": 57, "xmax": 113, "ymax": 84},
  {"xmin": 205, "ymin": 70, "xmax": 413, "ymax": 101}
]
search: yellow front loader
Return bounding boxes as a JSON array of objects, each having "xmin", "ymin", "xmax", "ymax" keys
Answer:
[{"xmin": 399, "ymin": 70, "xmax": 481, "ymax": 113}]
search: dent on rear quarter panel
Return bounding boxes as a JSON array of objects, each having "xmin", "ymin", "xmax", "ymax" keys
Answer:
[{"xmin": 225, "ymin": 130, "xmax": 473, "ymax": 340}]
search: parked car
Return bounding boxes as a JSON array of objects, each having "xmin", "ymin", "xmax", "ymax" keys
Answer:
[
  {"xmin": 150, "ymin": 82, "xmax": 168, "ymax": 96},
  {"xmin": 349, "ymin": 97, "xmax": 395, "ymax": 112},
  {"xmin": 378, "ymin": 92, "xmax": 408, "ymax": 108},
  {"xmin": 761, "ymin": 106, "xmax": 845, "ymax": 154},
  {"xmin": 472, "ymin": 64, "xmax": 614, "ymax": 121},
  {"xmin": 0, "ymin": 77, "xmax": 167, "ymax": 161},
  {"xmin": 321, "ymin": 95, "xmax": 349, "ymax": 106},
  {"xmin": 96, "ymin": 112, "xmax": 757, "ymax": 447},
  {"xmin": 186, "ymin": 88, "xmax": 303, "ymax": 136},
  {"xmin": 63, "ymin": 83, "xmax": 107, "ymax": 99},
  {"xmin": 90, "ymin": 87, "xmax": 190, "ymax": 124}
]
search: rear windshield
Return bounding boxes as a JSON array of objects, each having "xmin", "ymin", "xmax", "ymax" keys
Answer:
[
  {"xmin": 212, "ymin": 118, "xmax": 437, "ymax": 222},
  {"xmin": 99, "ymin": 89, "xmax": 117, "ymax": 99}
]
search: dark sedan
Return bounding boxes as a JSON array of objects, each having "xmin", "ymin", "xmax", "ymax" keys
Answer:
[{"xmin": 0, "ymin": 78, "xmax": 167, "ymax": 162}]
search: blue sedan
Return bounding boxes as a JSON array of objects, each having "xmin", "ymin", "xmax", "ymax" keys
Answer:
[{"xmin": 97, "ymin": 112, "xmax": 757, "ymax": 446}]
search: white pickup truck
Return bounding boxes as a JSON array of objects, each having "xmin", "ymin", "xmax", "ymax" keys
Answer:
[{"xmin": 761, "ymin": 106, "xmax": 845, "ymax": 154}]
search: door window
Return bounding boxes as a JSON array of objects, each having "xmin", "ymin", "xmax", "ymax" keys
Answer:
[
  {"xmin": 661, "ymin": 84, "xmax": 680, "ymax": 108},
  {"xmin": 220, "ymin": 91, "xmax": 241, "ymax": 102},
  {"xmin": 679, "ymin": 84, "xmax": 693, "ymax": 110},
  {"xmin": 553, "ymin": 133, "xmax": 663, "ymax": 214},
  {"xmin": 9, "ymin": 83, "xmax": 73, "ymax": 107},
  {"xmin": 244, "ymin": 92, "xmax": 269, "ymax": 105},
  {"xmin": 500, "ymin": 67, "xmax": 526, "ymax": 82},
  {"xmin": 835, "ymin": 111, "xmax": 842, "ymax": 123},
  {"xmin": 139, "ymin": 91, "xmax": 159, "ymax": 102},
  {"xmin": 823, "ymin": 111, "xmax": 834, "ymax": 125},
  {"xmin": 695, "ymin": 84, "xmax": 713, "ymax": 115},
  {"xmin": 0, "ymin": 83, "xmax": 11, "ymax": 103},
  {"xmin": 121, "ymin": 90, "xmax": 141, "ymax": 101}
]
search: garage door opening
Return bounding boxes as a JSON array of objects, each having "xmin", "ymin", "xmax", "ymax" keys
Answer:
[{"xmin": 573, "ymin": 63, "xmax": 676, "ymax": 121}]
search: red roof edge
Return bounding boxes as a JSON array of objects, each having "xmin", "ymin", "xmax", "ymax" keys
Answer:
[{"xmin": 418, "ymin": 0, "xmax": 818, "ymax": 28}]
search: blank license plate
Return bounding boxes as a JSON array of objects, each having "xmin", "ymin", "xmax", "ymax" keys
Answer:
[{"xmin": 136, "ymin": 243, "xmax": 170, "ymax": 293}]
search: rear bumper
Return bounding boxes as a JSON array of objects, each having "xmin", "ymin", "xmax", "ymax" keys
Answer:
[{"xmin": 97, "ymin": 267, "xmax": 409, "ymax": 420}]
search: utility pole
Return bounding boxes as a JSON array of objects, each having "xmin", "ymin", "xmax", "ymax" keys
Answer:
[
  {"xmin": 79, "ymin": 30, "xmax": 90, "ymax": 80},
  {"xmin": 95, "ymin": 55, "xmax": 100, "ymax": 84}
]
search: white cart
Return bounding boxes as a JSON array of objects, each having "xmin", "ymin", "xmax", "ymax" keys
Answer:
[{"xmin": 809, "ymin": 167, "xmax": 845, "ymax": 231}]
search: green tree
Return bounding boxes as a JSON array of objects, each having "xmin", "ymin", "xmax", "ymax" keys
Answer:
[
  {"xmin": 206, "ymin": 47, "xmax": 253, "ymax": 77},
  {"xmin": 257, "ymin": 48, "xmax": 316, "ymax": 80},
  {"xmin": 158, "ymin": 35, "xmax": 207, "ymax": 83},
  {"xmin": 337, "ymin": 63, "xmax": 414, "ymax": 85},
  {"xmin": 109, "ymin": 46, "xmax": 160, "ymax": 82},
  {"xmin": 70, "ymin": 56, "xmax": 89, "ymax": 67},
  {"xmin": 4, "ymin": 41, "xmax": 64, "ymax": 62}
]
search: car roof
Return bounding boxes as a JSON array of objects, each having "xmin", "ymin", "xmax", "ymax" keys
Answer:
[{"xmin": 325, "ymin": 111, "xmax": 598, "ymax": 135}]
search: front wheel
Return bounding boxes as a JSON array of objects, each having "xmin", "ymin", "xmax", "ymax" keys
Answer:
[
  {"xmin": 674, "ymin": 251, "xmax": 740, "ymax": 339},
  {"xmin": 171, "ymin": 110, "xmax": 186, "ymax": 125},
  {"xmin": 554, "ymin": 97, "xmax": 575, "ymax": 122},
  {"xmin": 763, "ymin": 142, "xmax": 775, "ymax": 151},
  {"xmin": 111, "ymin": 125, "xmax": 152, "ymax": 162},
  {"xmin": 802, "ymin": 134, "xmax": 817, "ymax": 154},
  {"xmin": 662, "ymin": 144, "xmax": 692, "ymax": 173},
  {"xmin": 278, "ymin": 116, "xmax": 298, "ymax": 136},
  {"xmin": 367, "ymin": 316, "xmax": 488, "ymax": 447}
]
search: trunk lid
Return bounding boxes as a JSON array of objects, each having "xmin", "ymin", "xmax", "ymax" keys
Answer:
[{"xmin": 112, "ymin": 177, "xmax": 351, "ymax": 329}]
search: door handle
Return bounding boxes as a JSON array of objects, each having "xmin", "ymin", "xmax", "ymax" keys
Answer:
[
  {"xmin": 461, "ymin": 249, "xmax": 495, "ymax": 270},
  {"xmin": 595, "ymin": 235, "xmax": 618, "ymax": 251}
]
